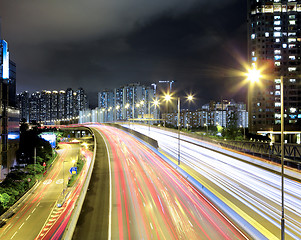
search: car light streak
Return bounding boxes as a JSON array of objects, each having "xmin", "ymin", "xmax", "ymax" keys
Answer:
[
  {"xmin": 129, "ymin": 124, "xmax": 301, "ymax": 239},
  {"xmin": 92, "ymin": 124, "xmax": 248, "ymax": 240}
]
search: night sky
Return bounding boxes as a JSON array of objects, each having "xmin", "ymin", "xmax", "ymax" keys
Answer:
[{"xmin": 1, "ymin": 0, "xmax": 248, "ymax": 108}]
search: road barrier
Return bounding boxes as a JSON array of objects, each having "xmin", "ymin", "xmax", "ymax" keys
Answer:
[{"xmin": 61, "ymin": 130, "xmax": 97, "ymax": 239}]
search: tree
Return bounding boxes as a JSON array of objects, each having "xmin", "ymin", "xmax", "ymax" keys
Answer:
[{"xmin": 0, "ymin": 193, "xmax": 10, "ymax": 209}]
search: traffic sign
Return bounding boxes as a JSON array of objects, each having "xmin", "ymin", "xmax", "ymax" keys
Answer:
[{"xmin": 69, "ymin": 167, "xmax": 77, "ymax": 174}]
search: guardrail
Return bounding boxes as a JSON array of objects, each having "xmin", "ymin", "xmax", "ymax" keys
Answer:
[
  {"xmin": 126, "ymin": 123, "xmax": 301, "ymax": 169},
  {"xmin": 106, "ymin": 123, "xmax": 159, "ymax": 149},
  {"xmin": 61, "ymin": 129, "xmax": 97, "ymax": 239}
]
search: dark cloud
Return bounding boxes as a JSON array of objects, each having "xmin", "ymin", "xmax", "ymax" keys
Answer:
[{"xmin": 0, "ymin": 0, "xmax": 247, "ymax": 107}]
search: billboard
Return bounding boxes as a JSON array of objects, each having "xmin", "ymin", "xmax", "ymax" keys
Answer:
[
  {"xmin": 40, "ymin": 133, "xmax": 57, "ymax": 148},
  {"xmin": 1, "ymin": 40, "xmax": 9, "ymax": 79}
]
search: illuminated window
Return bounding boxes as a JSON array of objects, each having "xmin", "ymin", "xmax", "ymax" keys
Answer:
[
  {"xmin": 275, "ymin": 103, "xmax": 281, "ymax": 107},
  {"xmin": 290, "ymin": 107, "xmax": 297, "ymax": 113},
  {"xmin": 290, "ymin": 79, "xmax": 296, "ymax": 83},
  {"xmin": 288, "ymin": 67, "xmax": 296, "ymax": 72},
  {"xmin": 274, "ymin": 27, "xmax": 281, "ymax": 31},
  {"xmin": 252, "ymin": 57, "xmax": 257, "ymax": 62},
  {"xmin": 274, "ymin": 16, "xmax": 281, "ymax": 20},
  {"xmin": 275, "ymin": 62, "xmax": 281, "ymax": 66},
  {"xmin": 288, "ymin": 38, "xmax": 296, "ymax": 43},
  {"xmin": 251, "ymin": 51, "xmax": 255, "ymax": 56},
  {"xmin": 288, "ymin": 4, "xmax": 297, "ymax": 12},
  {"xmin": 289, "ymin": 44, "xmax": 296, "ymax": 48},
  {"xmin": 282, "ymin": 43, "xmax": 287, "ymax": 48},
  {"xmin": 275, "ymin": 91, "xmax": 281, "ymax": 95},
  {"xmin": 275, "ymin": 79, "xmax": 281, "ymax": 83},
  {"xmin": 274, "ymin": 55, "xmax": 281, "ymax": 60},
  {"xmin": 289, "ymin": 20, "xmax": 296, "ymax": 25},
  {"xmin": 274, "ymin": 32, "xmax": 281, "ymax": 37},
  {"xmin": 288, "ymin": 32, "xmax": 296, "ymax": 36},
  {"xmin": 275, "ymin": 113, "xmax": 281, "ymax": 119},
  {"xmin": 276, "ymin": 38, "xmax": 281, "ymax": 43},
  {"xmin": 265, "ymin": 32, "xmax": 269, "ymax": 37},
  {"xmin": 274, "ymin": 50, "xmax": 281, "ymax": 54},
  {"xmin": 289, "ymin": 56, "xmax": 296, "ymax": 60},
  {"xmin": 274, "ymin": 20, "xmax": 281, "ymax": 25},
  {"xmin": 251, "ymin": 34, "xmax": 256, "ymax": 39},
  {"xmin": 276, "ymin": 85, "xmax": 280, "ymax": 89}
]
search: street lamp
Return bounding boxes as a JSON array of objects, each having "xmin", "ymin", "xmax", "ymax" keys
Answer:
[
  {"xmin": 163, "ymin": 94, "xmax": 172, "ymax": 127},
  {"xmin": 240, "ymin": 125, "xmax": 246, "ymax": 139},
  {"xmin": 177, "ymin": 94, "xmax": 194, "ymax": 165},
  {"xmin": 280, "ymin": 75, "xmax": 285, "ymax": 240},
  {"xmin": 204, "ymin": 123, "xmax": 208, "ymax": 135},
  {"xmin": 247, "ymin": 67, "xmax": 285, "ymax": 239}
]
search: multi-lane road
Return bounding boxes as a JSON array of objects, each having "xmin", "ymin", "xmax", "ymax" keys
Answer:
[
  {"xmin": 74, "ymin": 124, "xmax": 249, "ymax": 239},
  {"xmin": 0, "ymin": 144, "xmax": 79, "ymax": 240},
  {"xmin": 129, "ymin": 124, "xmax": 301, "ymax": 240}
]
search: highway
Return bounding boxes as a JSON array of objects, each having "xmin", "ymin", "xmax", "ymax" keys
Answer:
[
  {"xmin": 74, "ymin": 124, "xmax": 249, "ymax": 239},
  {"xmin": 0, "ymin": 144, "xmax": 79, "ymax": 240},
  {"xmin": 129, "ymin": 124, "xmax": 301, "ymax": 239}
]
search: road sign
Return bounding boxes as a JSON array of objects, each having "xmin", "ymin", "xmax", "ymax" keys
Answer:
[{"xmin": 69, "ymin": 167, "xmax": 77, "ymax": 174}]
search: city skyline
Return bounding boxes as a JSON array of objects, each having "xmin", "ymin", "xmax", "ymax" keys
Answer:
[{"xmin": 0, "ymin": 0, "xmax": 247, "ymax": 107}]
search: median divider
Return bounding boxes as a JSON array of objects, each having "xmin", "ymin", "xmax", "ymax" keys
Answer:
[
  {"xmin": 106, "ymin": 123, "xmax": 159, "ymax": 149},
  {"xmin": 61, "ymin": 129, "xmax": 97, "ymax": 239}
]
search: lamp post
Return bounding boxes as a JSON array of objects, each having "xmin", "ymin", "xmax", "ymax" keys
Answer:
[
  {"xmin": 163, "ymin": 94, "xmax": 193, "ymax": 166},
  {"xmin": 280, "ymin": 76, "xmax": 285, "ymax": 240},
  {"xmin": 177, "ymin": 97, "xmax": 181, "ymax": 165},
  {"xmin": 164, "ymin": 94, "xmax": 171, "ymax": 128},
  {"xmin": 178, "ymin": 95, "xmax": 194, "ymax": 165},
  {"xmin": 247, "ymin": 67, "xmax": 285, "ymax": 239},
  {"xmin": 247, "ymin": 66, "xmax": 261, "ymax": 133},
  {"xmin": 204, "ymin": 123, "xmax": 208, "ymax": 134},
  {"xmin": 240, "ymin": 125, "xmax": 246, "ymax": 139}
]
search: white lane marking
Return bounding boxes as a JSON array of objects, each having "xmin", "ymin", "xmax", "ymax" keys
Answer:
[
  {"xmin": 56, "ymin": 179, "xmax": 64, "ymax": 184},
  {"xmin": 43, "ymin": 179, "xmax": 52, "ymax": 185},
  {"xmin": 11, "ymin": 232, "xmax": 17, "ymax": 239},
  {"xmin": 37, "ymin": 202, "xmax": 41, "ymax": 207},
  {"xmin": 18, "ymin": 223, "xmax": 24, "ymax": 230},
  {"xmin": 26, "ymin": 215, "xmax": 31, "ymax": 221},
  {"xmin": 32, "ymin": 208, "xmax": 36, "ymax": 213}
]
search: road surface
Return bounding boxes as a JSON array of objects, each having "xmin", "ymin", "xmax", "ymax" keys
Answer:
[
  {"xmin": 74, "ymin": 124, "xmax": 249, "ymax": 239},
  {"xmin": 129, "ymin": 124, "xmax": 301, "ymax": 239}
]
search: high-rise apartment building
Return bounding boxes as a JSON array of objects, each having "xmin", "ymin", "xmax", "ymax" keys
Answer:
[
  {"xmin": 58, "ymin": 90, "xmax": 66, "ymax": 120},
  {"xmin": 17, "ymin": 91, "xmax": 29, "ymax": 120},
  {"xmin": 1, "ymin": 29, "xmax": 19, "ymax": 178},
  {"xmin": 17, "ymin": 88, "xmax": 88, "ymax": 124},
  {"xmin": 248, "ymin": 1, "xmax": 301, "ymax": 135},
  {"xmin": 97, "ymin": 82, "xmax": 158, "ymax": 122}
]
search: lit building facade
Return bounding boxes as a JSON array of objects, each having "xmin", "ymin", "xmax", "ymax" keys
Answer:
[
  {"xmin": 96, "ymin": 82, "xmax": 158, "ymax": 122},
  {"xmin": 1, "ymin": 35, "xmax": 19, "ymax": 179},
  {"xmin": 248, "ymin": 1, "xmax": 301, "ymax": 134},
  {"xmin": 17, "ymin": 88, "xmax": 88, "ymax": 124},
  {"xmin": 162, "ymin": 100, "xmax": 248, "ymax": 129}
]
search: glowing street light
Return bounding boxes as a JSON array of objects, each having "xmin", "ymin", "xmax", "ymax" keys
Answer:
[
  {"xmin": 247, "ymin": 67, "xmax": 261, "ymax": 83},
  {"xmin": 164, "ymin": 94, "xmax": 171, "ymax": 102}
]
